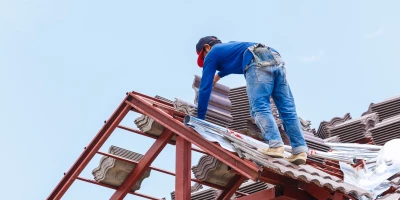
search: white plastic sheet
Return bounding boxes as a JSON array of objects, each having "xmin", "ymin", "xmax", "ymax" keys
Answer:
[{"xmin": 340, "ymin": 139, "xmax": 400, "ymax": 199}]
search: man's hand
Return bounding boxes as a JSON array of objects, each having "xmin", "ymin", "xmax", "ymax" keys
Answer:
[{"xmin": 213, "ymin": 74, "xmax": 220, "ymax": 86}]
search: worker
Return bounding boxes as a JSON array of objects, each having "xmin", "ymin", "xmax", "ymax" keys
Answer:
[{"xmin": 195, "ymin": 36, "xmax": 308, "ymax": 165}]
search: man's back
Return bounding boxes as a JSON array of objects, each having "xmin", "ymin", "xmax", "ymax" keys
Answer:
[{"xmin": 204, "ymin": 41, "xmax": 256, "ymax": 78}]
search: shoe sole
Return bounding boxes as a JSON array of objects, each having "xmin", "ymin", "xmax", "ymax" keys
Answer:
[
  {"xmin": 287, "ymin": 158, "xmax": 306, "ymax": 165},
  {"xmin": 267, "ymin": 154, "xmax": 284, "ymax": 158},
  {"xmin": 257, "ymin": 150, "xmax": 284, "ymax": 158}
]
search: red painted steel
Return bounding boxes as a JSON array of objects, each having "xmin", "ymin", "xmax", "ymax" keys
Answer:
[
  {"xmin": 117, "ymin": 125, "xmax": 172, "ymax": 143},
  {"xmin": 127, "ymin": 92, "xmax": 260, "ymax": 180},
  {"xmin": 298, "ymin": 181, "xmax": 332, "ymax": 200},
  {"xmin": 130, "ymin": 91, "xmax": 174, "ymax": 107},
  {"xmin": 236, "ymin": 187, "xmax": 275, "ymax": 200},
  {"xmin": 175, "ymin": 136, "xmax": 192, "ymax": 200},
  {"xmin": 259, "ymin": 170, "xmax": 317, "ymax": 200},
  {"xmin": 152, "ymin": 102, "xmax": 186, "ymax": 117},
  {"xmin": 333, "ymin": 192, "xmax": 345, "ymax": 200},
  {"xmin": 76, "ymin": 177, "xmax": 161, "ymax": 200},
  {"xmin": 117, "ymin": 125, "xmax": 209, "ymax": 155},
  {"xmin": 47, "ymin": 96, "xmax": 132, "ymax": 200},
  {"xmin": 216, "ymin": 174, "xmax": 247, "ymax": 200},
  {"xmin": 110, "ymin": 128, "xmax": 175, "ymax": 200}
]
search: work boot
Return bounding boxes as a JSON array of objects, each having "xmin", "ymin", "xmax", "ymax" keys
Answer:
[
  {"xmin": 285, "ymin": 152, "xmax": 307, "ymax": 165},
  {"xmin": 257, "ymin": 146, "xmax": 284, "ymax": 158}
]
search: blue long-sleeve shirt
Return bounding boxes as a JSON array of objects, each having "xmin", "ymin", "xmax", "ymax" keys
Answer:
[{"xmin": 197, "ymin": 41, "xmax": 257, "ymax": 120}]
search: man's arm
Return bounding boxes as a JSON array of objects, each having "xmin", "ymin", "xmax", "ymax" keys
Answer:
[
  {"xmin": 197, "ymin": 53, "xmax": 218, "ymax": 120},
  {"xmin": 213, "ymin": 74, "xmax": 220, "ymax": 85}
]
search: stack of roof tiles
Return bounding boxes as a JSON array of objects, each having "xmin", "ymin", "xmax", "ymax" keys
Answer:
[
  {"xmin": 191, "ymin": 155, "xmax": 235, "ymax": 187},
  {"xmin": 170, "ymin": 180, "xmax": 273, "ymax": 200},
  {"xmin": 233, "ymin": 181, "xmax": 274, "ymax": 199},
  {"xmin": 369, "ymin": 115, "xmax": 400, "ymax": 145},
  {"xmin": 134, "ymin": 95, "xmax": 177, "ymax": 140},
  {"xmin": 316, "ymin": 113, "xmax": 352, "ymax": 139},
  {"xmin": 302, "ymin": 131, "xmax": 330, "ymax": 164},
  {"xmin": 228, "ymin": 86, "xmax": 282, "ymax": 134},
  {"xmin": 361, "ymin": 96, "xmax": 400, "ymax": 145},
  {"xmin": 191, "ymin": 75, "xmax": 233, "ymax": 128},
  {"xmin": 362, "ymin": 95, "xmax": 400, "ymax": 121},
  {"xmin": 91, "ymin": 146, "xmax": 151, "ymax": 192},
  {"xmin": 227, "ymin": 86, "xmax": 313, "ymax": 141},
  {"xmin": 173, "ymin": 98, "xmax": 232, "ymax": 128},
  {"xmin": 328, "ymin": 113, "xmax": 379, "ymax": 143}
]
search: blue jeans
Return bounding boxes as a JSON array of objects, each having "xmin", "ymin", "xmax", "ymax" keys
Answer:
[{"xmin": 244, "ymin": 44, "xmax": 308, "ymax": 155}]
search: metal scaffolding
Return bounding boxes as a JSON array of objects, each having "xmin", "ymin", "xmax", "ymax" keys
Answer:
[{"xmin": 47, "ymin": 91, "xmax": 355, "ymax": 200}]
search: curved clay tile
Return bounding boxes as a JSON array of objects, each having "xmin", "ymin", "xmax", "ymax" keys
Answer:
[
  {"xmin": 317, "ymin": 113, "xmax": 352, "ymax": 139},
  {"xmin": 191, "ymin": 155, "xmax": 235, "ymax": 187},
  {"xmin": 193, "ymin": 75, "xmax": 232, "ymax": 111},
  {"xmin": 92, "ymin": 146, "xmax": 151, "ymax": 192},
  {"xmin": 134, "ymin": 115, "xmax": 177, "ymax": 140},
  {"xmin": 134, "ymin": 115, "xmax": 165, "ymax": 136}
]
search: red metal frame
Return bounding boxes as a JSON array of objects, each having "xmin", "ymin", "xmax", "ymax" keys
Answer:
[
  {"xmin": 175, "ymin": 136, "xmax": 192, "ymax": 200},
  {"xmin": 110, "ymin": 129, "xmax": 174, "ymax": 200},
  {"xmin": 126, "ymin": 92, "xmax": 260, "ymax": 179},
  {"xmin": 47, "ymin": 91, "xmax": 356, "ymax": 200},
  {"xmin": 216, "ymin": 174, "xmax": 246, "ymax": 200},
  {"xmin": 47, "ymin": 95, "xmax": 132, "ymax": 200},
  {"xmin": 76, "ymin": 177, "xmax": 162, "ymax": 200},
  {"xmin": 236, "ymin": 187, "xmax": 275, "ymax": 200}
]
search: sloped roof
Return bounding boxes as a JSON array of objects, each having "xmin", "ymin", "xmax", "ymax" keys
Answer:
[{"xmin": 129, "ymin": 76, "xmax": 400, "ymax": 199}]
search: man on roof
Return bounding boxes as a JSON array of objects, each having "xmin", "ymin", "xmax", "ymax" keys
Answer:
[{"xmin": 195, "ymin": 36, "xmax": 308, "ymax": 165}]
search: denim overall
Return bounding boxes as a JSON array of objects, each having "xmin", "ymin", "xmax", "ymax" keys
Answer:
[{"xmin": 244, "ymin": 44, "xmax": 308, "ymax": 154}]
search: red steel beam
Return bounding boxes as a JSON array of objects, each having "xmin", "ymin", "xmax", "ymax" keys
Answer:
[
  {"xmin": 47, "ymin": 95, "xmax": 132, "ymax": 200},
  {"xmin": 216, "ymin": 174, "xmax": 247, "ymax": 200},
  {"xmin": 259, "ymin": 169, "xmax": 329, "ymax": 200},
  {"xmin": 127, "ymin": 92, "xmax": 260, "ymax": 180},
  {"xmin": 96, "ymin": 151, "xmax": 248, "ymax": 196},
  {"xmin": 76, "ymin": 177, "xmax": 162, "ymax": 200},
  {"xmin": 333, "ymin": 192, "xmax": 345, "ymax": 200},
  {"xmin": 236, "ymin": 187, "xmax": 275, "ymax": 200},
  {"xmin": 110, "ymin": 128, "xmax": 175, "ymax": 200},
  {"xmin": 298, "ymin": 182, "xmax": 332, "ymax": 200},
  {"xmin": 175, "ymin": 136, "xmax": 192, "ymax": 200},
  {"xmin": 117, "ymin": 125, "xmax": 173, "ymax": 143},
  {"xmin": 117, "ymin": 125, "xmax": 209, "ymax": 155},
  {"xmin": 131, "ymin": 91, "xmax": 174, "ymax": 107},
  {"xmin": 152, "ymin": 102, "xmax": 186, "ymax": 117}
]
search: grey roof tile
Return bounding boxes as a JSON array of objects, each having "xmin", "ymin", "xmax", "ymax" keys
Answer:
[
  {"xmin": 91, "ymin": 146, "xmax": 151, "ymax": 192},
  {"xmin": 173, "ymin": 98, "xmax": 232, "ymax": 128},
  {"xmin": 328, "ymin": 113, "xmax": 379, "ymax": 143},
  {"xmin": 191, "ymin": 155, "xmax": 236, "ymax": 187},
  {"xmin": 369, "ymin": 114, "xmax": 400, "ymax": 145},
  {"xmin": 193, "ymin": 75, "xmax": 232, "ymax": 112},
  {"xmin": 362, "ymin": 95, "xmax": 400, "ymax": 121},
  {"xmin": 317, "ymin": 113, "xmax": 352, "ymax": 139}
]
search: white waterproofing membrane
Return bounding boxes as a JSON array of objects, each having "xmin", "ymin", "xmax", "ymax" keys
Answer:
[
  {"xmin": 184, "ymin": 116, "xmax": 400, "ymax": 199},
  {"xmin": 184, "ymin": 115, "xmax": 269, "ymax": 153},
  {"xmin": 341, "ymin": 139, "xmax": 400, "ymax": 199}
]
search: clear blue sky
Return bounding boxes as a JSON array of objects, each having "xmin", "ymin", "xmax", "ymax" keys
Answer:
[{"xmin": 1, "ymin": 1, "xmax": 399, "ymax": 199}]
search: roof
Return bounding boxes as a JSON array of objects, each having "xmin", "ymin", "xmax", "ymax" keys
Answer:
[
  {"xmin": 48, "ymin": 75, "xmax": 400, "ymax": 200},
  {"xmin": 166, "ymin": 75, "xmax": 400, "ymax": 199}
]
